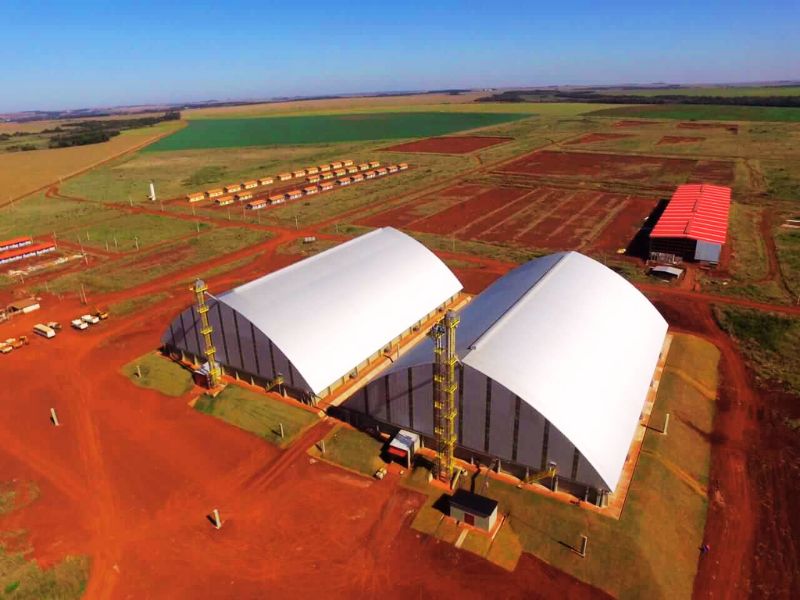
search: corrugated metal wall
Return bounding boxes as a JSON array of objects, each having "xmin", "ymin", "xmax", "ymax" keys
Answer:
[
  {"xmin": 161, "ymin": 300, "xmax": 310, "ymax": 395},
  {"xmin": 345, "ymin": 362, "xmax": 607, "ymax": 492}
]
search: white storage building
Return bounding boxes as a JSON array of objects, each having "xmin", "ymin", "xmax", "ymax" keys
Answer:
[
  {"xmin": 340, "ymin": 251, "xmax": 668, "ymax": 502},
  {"xmin": 162, "ymin": 228, "xmax": 462, "ymax": 400}
]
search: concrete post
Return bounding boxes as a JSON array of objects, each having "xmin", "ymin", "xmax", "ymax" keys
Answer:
[
  {"xmin": 662, "ymin": 413, "xmax": 670, "ymax": 436},
  {"xmin": 320, "ymin": 439, "xmax": 326, "ymax": 454},
  {"xmin": 552, "ymin": 476, "xmax": 559, "ymax": 493},
  {"xmin": 50, "ymin": 408, "xmax": 60, "ymax": 427},
  {"xmin": 212, "ymin": 509, "xmax": 222, "ymax": 529},
  {"xmin": 279, "ymin": 423, "xmax": 284, "ymax": 439},
  {"xmin": 579, "ymin": 535, "xmax": 588, "ymax": 557},
  {"xmin": 136, "ymin": 364, "xmax": 142, "ymax": 378}
]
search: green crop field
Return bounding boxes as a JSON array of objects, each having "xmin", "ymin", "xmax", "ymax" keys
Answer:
[
  {"xmin": 586, "ymin": 104, "xmax": 800, "ymax": 122},
  {"xmin": 145, "ymin": 112, "xmax": 531, "ymax": 151}
]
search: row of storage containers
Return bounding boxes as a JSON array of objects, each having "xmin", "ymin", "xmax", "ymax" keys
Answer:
[
  {"xmin": 0, "ymin": 236, "xmax": 33, "ymax": 253},
  {"xmin": 187, "ymin": 158, "xmax": 377, "ymax": 202},
  {"xmin": 0, "ymin": 242, "xmax": 56, "ymax": 265},
  {"xmin": 244, "ymin": 163, "xmax": 408, "ymax": 211}
]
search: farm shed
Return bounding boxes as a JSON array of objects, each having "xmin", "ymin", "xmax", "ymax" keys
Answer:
[
  {"xmin": 0, "ymin": 237, "xmax": 32, "ymax": 252},
  {"xmin": 649, "ymin": 184, "xmax": 731, "ymax": 264},
  {"xmin": 449, "ymin": 490, "xmax": 498, "ymax": 531},
  {"xmin": 224, "ymin": 184, "xmax": 242, "ymax": 194},
  {"xmin": 0, "ymin": 242, "xmax": 56, "ymax": 265},
  {"xmin": 186, "ymin": 192, "xmax": 205, "ymax": 203},
  {"xmin": 162, "ymin": 228, "xmax": 462, "ymax": 401},
  {"xmin": 207, "ymin": 188, "xmax": 224, "ymax": 198},
  {"xmin": 339, "ymin": 252, "xmax": 668, "ymax": 503}
]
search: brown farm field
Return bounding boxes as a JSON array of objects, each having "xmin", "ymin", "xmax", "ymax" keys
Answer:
[
  {"xmin": 2, "ymin": 101, "xmax": 800, "ymax": 598},
  {"xmin": 0, "ymin": 121, "xmax": 183, "ymax": 205}
]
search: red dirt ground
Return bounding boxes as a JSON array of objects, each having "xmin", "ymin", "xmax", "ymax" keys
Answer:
[
  {"xmin": 382, "ymin": 136, "xmax": 512, "ymax": 154},
  {"xmin": 657, "ymin": 135, "xmax": 706, "ymax": 145},
  {"xmin": 0, "ymin": 248, "xmax": 606, "ymax": 599},
  {"xmin": 688, "ymin": 160, "xmax": 735, "ymax": 186},
  {"xmin": 359, "ymin": 181, "xmax": 661, "ymax": 254},
  {"xmin": 495, "ymin": 150, "xmax": 697, "ymax": 187},
  {"xmin": 566, "ymin": 133, "xmax": 634, "ymax": 145},
  {"xmin": 678, "ymin": 122, "xmax": 739, "ymax": 134},
  {"xmin": 613, "ymin": 120, "xmax": 660, "ymax": 127}
]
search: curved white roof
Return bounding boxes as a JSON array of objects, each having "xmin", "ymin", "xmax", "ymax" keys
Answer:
[
  {"xmin": 218, "ymin": 228, "xmax": 462, "ymax": 395},
  {"xmin": 389, "ymin": 251, "xmax": 667, "ymax": 491},
  {"xmin": 462, "ymin": 252, "xmax": 667, "ymax": 491}
]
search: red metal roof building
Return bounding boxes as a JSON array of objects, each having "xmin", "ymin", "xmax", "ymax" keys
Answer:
[
  {"xmin": 649, "ymin": 184, "xmax": 731, "ymax": 264},
  {"xmin": 0, "ymin": 236, "xmax": 33, "ymax": 253}
]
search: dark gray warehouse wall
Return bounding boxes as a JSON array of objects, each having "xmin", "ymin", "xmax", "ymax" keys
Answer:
[
  {"xmin": 344, "ymin": 362, "xmax": 607, "ymax": 492},
  {"xmin": 161, "ymin": 300, "xmax": 311, "ymax": 395}
]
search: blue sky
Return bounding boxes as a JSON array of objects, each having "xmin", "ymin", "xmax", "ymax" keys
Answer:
[{"xmin": 2, "ymin": 0, "xmax": 798, "ymax": 112}]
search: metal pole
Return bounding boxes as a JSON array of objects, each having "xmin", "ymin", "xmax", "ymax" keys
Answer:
[
  {"xmin": 212, "ymin": 509, "xmax": 222, "ymax": 529},
  {"xmin": 579, "ymin": 535, "xmax": 588, "ymax": 558},
  {"xmin": 662, "ymin": 413, "xmax": 670, "ymax": 436},
  {"xmin": 50, "ymin": 408, "xmax": 60, "ymax": 426},
  {"xmin": 279, "ymin": 423, "xmax": 284, "ymax": 439},
  {"xmin": 136, "ymin": 364, "xmax": 142, "ymax": 378}
]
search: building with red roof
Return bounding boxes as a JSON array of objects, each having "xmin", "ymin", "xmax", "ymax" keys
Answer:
[{"xmin": 649, "ymin": 183, "xmax": 731, "ymax": 264}]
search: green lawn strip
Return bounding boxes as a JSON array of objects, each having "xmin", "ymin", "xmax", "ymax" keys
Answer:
[
  {"xmin": 775, "ymin": 227, "xmax": 800, "ymax": 298},
  {"xmin": 0, "ymin": 550, "xmax": 88, "ymax": 600},
  {"xmin": 586, "ymin": 104, "xmax": 800, "ymax": 122},
  {"xmin": 764, "ymin": 161, "xmax": 800, "ymax": 201},
  {"xmin": 713, "ymin": 306, "xmax": 800, "ymax": 394},
  {"xmin": 70, "ymin": 213, "xmax": 212, "ymax": 251},
  {"xmin": 194, "ymin": 385, "xmax": 319, "ymax": 448},
  {"xmin": 109, "ymin": 291, "xmax": 171, "ymax": 317},
  {"xmin": 36, "ymin": 227, "xmax": 269, "ymax": 295},
  {"xmin": 729, "ymin": 204, "xmax": 770, "ymax": 281},
  {"xmin": 307, "ymin": 425, "xmax": 386, "ymax": 476},
  {"xmin": 121, "ymin": 352, "xmax": 194, "ymax": 397},
  {"xmin": 0, "ymin": 193, "xmax": 120, "ymax": 240}
]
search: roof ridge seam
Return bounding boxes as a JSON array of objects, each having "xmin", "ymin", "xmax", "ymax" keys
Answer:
[{"xmin": 465, "ymin": 252, "xmax": 570, "ymax": 353}]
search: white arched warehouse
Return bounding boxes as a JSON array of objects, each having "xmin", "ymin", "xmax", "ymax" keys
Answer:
[
  {"xmin": 162, "ymin": 227, "xmax": 463, "ymax": 399},
  {"xmin": 340, "ymin": 251, "xmax": 668, "ymax": 501}
]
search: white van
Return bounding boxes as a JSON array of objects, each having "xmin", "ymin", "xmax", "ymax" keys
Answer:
[{"xmin": 33, "ymin": 324, "xmax": 56, "ymax": 339}]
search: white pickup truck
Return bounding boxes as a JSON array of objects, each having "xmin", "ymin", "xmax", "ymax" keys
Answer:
[
  {"xmin": 81, "ymin": 314, "xmax": 100, "ymax": 325},
  {"xmin": 71, "ymin": 319, "xmax": 89, "ymax": 330}
]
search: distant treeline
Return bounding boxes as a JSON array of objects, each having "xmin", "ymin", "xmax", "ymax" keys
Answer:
[
  {"xmin": 476, "ymin": 90, "xmax": 800, "ymax": 107},
  {"xmin": 48, "ymin": 111, "xmax": 180, "ymax": 148}
]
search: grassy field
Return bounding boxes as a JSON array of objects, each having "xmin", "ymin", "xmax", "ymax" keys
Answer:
[
  {"xmin": 194, "ymin": 385, "xmax": 319, "ymax": 448},
  {"xmin": 308, "ymin": 425, "xmax": 386, "ymax": 476},
  {"xmin": 0, "ymin": 121, "xmax": 183, "ymax": 203},
  {"xmin": 71, "ymin": 213, "xmax": 212, "ymax": 251},
  {"xmin": 401, "ymin": 333, "xmax": 719, "ymax": 598},
  {"xmin": 145, "ymin": 112, "xmax": 531, "ymax": 151},
  {"xmin": 775, "ymin": 226, "xmax": 800, "ymax": 298},
  {"xmin": 602, "ymin": 86, "xmax": 800, "ymax": 97},
  {"xmin": 109, "ymin": 291, "xmax": 171, "ymax": 317},
  {"xmin": 37, "ymin": 227, "xmax": 269, "ymax": 295},
  {"xmin": 714, "ymin": 306, "xmax": 800, "ymax": 395},
  {"xmin": 0, "ymin": 193, "xmax": 119, "ymax": 240},
  {"xmin": 586, "ymin": 104, "xmax": 800, "ymax": 122},
  {"xmin": 122, "ymin": 352, "xmax": 194, "ymax": 397}
]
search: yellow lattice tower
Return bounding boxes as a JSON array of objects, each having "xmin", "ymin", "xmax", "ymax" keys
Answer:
[
  {"xmin": 430, "ymin": 310, "xmax": 459, "ymax": 484},
  {"xmin": 191, "ymin": 279, "xmax": 221, "ymax": 388}
]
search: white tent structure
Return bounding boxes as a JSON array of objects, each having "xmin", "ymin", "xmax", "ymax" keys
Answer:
[
  {"xmin": 343, "ymin": 252, "xmax": 668, "ymax": 500},
  {"xmin": 162, "ymin": 227, "xmax": 462, "ymax": 399}
]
